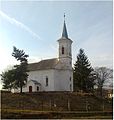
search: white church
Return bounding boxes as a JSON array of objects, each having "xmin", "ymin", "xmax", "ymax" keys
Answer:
[{"xmin": 12, "ymin": 17, "xmax": 73, "ymax": 93}]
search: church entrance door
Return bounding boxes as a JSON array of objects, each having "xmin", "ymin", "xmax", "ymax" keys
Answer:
[
  {"xmin": 37, "ymin": 86, "xmax": 39, "ymax": 91},
  {"xmin": 29, "ymin": 86, "xmax": 32, "ymax": 93}
]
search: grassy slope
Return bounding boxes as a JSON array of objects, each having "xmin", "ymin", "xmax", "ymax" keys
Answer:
[
  {"xmin": 1, "ymin": 91, "xmax": 112, "ymax": 111},
  {"xmin": 1, "ymin": 91, "xmax": 113, "ymax": 119}
]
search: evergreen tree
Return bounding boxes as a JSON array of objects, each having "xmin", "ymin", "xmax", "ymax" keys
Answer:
[
  {"xmin": 12, "ymin": 46, "xmax": 29, "ymax": 93},
  {"xmin": 73, "ymin": 49, "xmax": 95, "ymax": 92},
  {"xmin": 1, "ymin": 69, "xmax": 16, "ymax": 90}
]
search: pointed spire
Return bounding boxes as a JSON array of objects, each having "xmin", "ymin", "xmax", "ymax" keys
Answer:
[{"xmin": 62, "ymin": 13, "xmax": 68, "ymax": 39}]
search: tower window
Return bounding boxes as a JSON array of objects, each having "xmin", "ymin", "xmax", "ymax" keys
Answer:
[
  {"xmin": 46, "ymin": 76, "xmax": 48, "ymax": 86},
  {"xmin": 70, "ymin": 77, "xmax": 71, "ymax": 81},
  {"xmin": 62, "ymin": 46, "xmax": 64, "ymax": 54}
]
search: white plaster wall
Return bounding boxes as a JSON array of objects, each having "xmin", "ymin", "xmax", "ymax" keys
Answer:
[
  {"xmin": 11, "ymin": 88, "xmax": 20, "ymax": 93},
  {"xmin": 27, "ymin": 69, "xmax": 55, "ymax": 91},
  {"xmin": 12, "ymin": 69, "xmax": 73, "ymax": 92},
  {"xmin": 58, "ymin": 39, "xmax": 72, "ymax": 58},
  {"xmin": 11, "ymin": 82, "xmax": 41, "ymax": 93},
  {"xmin": 59, "ymin": 58, "xmax": 72, "ymax": 69},
  {"xmin": 23, "ymin": 81, "xmax": 36, "ymax": 92},
  {"xmin": 54, "ymin": 69, "xmax": 73, "ymax": 91},
  {"xmin": 58, "ymin": 39, "xmax": 72, "ymax": 70}
]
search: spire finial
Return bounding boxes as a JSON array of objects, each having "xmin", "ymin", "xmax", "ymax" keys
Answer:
[
  {"xmin": 62, "ymin": 13, "xmax": 68, "ymax": 39},
  {"xmin": 64, "ymin": 13, "xmax": 65, "ymax": 22}
]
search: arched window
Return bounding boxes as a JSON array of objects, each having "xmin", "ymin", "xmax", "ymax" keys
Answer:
[
  {"xmin": 46, "ymin": 76, "xmax": 48, "ymax": 86},
  {"xmin": 62, "ymin": 46, "xmax": 64, "ymax": 54}
]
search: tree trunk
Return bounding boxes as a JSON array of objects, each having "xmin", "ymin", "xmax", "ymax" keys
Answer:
[{"xmin": 99, "ymin": 87, "xmax": 103, "ymax": 97}]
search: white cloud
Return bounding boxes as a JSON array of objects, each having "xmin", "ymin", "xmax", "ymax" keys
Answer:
[
  {"xmin": 90, "ymin": 55, "xmax": 113, "ymax": 68},
  {"xmin": 0, "ymin": 10, "xmax": 41, "ymax": 40}
]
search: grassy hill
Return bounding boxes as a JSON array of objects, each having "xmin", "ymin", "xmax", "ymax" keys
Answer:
[{"xmin": 1, "ymin": 91, "xmax": 113, "ymax": 119}]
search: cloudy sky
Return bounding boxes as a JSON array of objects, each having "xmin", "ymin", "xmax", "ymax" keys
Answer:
[{"xmin": 0, "ymin": 1, "xmax": 113, "ymax": 88}]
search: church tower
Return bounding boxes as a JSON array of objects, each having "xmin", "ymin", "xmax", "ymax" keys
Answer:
[{"xmin": 58, "ymin": 14, "xmax": 73, "ymax": 69}]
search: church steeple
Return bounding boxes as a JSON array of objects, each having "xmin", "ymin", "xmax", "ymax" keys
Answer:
[
  {"xmin": 58, "ymin": 14, "xmax": 73, "ymax": 68},
  {"xmin": 62, "ymin": 13, "xmax": 68, "ymax": 39}
]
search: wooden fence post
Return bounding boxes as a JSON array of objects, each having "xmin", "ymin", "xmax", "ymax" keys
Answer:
[
  {"xmin": 50, "ymin": 99, "xmax": 52, "ymax": 110},
  {"xmin": 67, "ymin": 99, "xmax": 70, "ymax": 111},
  {"xmin": 41, "ymin": 100, "xmax": 43, "ymax": 111}
]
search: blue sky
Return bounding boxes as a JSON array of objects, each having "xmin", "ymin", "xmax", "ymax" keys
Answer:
[{"xmin": 0, "ymin": 1, "xmax": 113, "ymax": 76}]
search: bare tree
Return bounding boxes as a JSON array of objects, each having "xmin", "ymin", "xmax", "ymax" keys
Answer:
[{"xmin": 94, "ymin": 67, "xmax": 113, "ymax": 97}]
